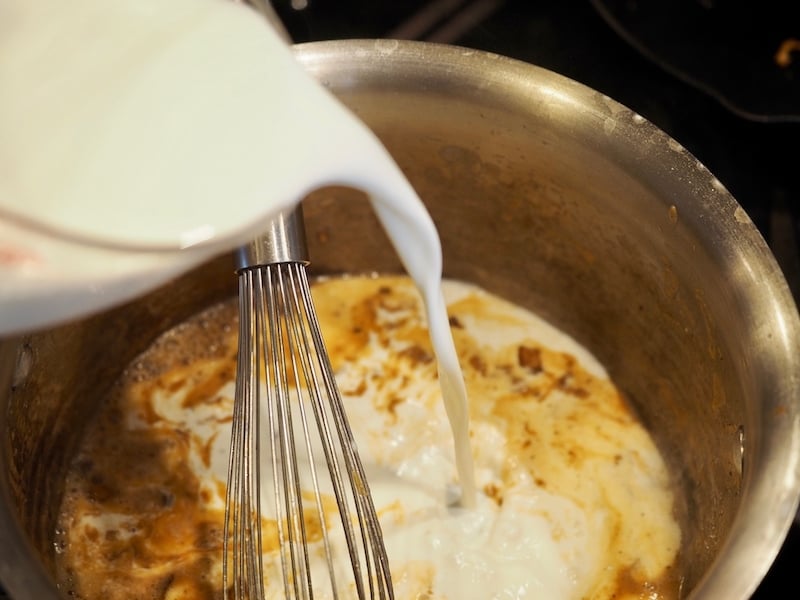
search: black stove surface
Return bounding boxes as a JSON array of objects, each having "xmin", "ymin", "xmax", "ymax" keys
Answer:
[{"xmin": 2, "ymin": 1, "xmax": 797, "ymax": 598}]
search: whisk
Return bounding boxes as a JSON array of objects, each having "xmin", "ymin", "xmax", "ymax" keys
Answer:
[{"xmin": 223, "ymin": 207, "xmax": 394, "ymax": 600}]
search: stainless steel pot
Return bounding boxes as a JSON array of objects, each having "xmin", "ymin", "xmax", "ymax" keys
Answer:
[{"xmin": 1, "ymin": 40, "xmax": 799, "ymax": 599}]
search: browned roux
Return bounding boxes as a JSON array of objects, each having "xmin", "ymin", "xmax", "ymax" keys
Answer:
[{"xmin": 55, "ymin": 275, "xmax": 681, "ymax": 599}]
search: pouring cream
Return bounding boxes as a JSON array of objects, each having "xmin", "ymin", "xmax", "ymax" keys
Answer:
[
  {"xmin": 0, "ymin": 0, "xmax": 475, "ymax": 503},
  {"xmin": 3, "ymin": 4, "xmax": 682, "ymax": 599}
]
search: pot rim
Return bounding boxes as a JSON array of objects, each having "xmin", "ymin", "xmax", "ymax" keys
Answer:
[
  {"xmin": 294, "ymin": 38, "xmax": 800, "ymax": 598},
  {"xmin": 1, "ymin": 38, "xmax": 799, "ymax": 600}
]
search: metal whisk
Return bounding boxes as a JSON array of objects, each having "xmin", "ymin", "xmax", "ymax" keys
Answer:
[{"xmin": 223, "ymin": 207, "xmax": 394, "ymax": 599}]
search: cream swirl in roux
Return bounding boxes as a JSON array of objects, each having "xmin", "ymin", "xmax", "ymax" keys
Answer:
[{"xmin": 55, "ymin": 275, "xmax": 681, "ymax": 599}]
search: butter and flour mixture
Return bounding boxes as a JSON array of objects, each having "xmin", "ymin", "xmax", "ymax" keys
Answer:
[{"xmin": 55, "ymin": 275, "xmax": 681, "ymax": 599}]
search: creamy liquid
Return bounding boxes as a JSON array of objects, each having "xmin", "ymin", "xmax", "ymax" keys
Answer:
[
  {"xmin": 55, "ymin": 275, "xmax": 682, "ymax": 600},
  {"xmin": 1, "ymin": 0, "xmax": 475, "ymax": 501},
  {"xmin": 7, "ymin": 4, "xmax": 677, "ymax": 598}
]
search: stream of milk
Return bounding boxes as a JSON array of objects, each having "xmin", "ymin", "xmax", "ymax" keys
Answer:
[
  {"xmin": 0, "ymin": 0, "xmax": 476, "ymax": 505},
  {"xmin": 8, "ymin": 3, "xmax": 684, "ymax": 599}
]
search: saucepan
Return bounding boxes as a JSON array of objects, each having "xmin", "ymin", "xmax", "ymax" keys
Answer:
[{"xmin": 1, "ymin": 40, "xmax": 799, "ymax": 599}]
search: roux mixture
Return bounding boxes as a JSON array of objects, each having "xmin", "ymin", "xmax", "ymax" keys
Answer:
[{"xmin": 55, "ymin": 275, "xmax": 682, "ymax": 599}]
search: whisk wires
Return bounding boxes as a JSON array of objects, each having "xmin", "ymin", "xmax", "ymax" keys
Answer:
[{"xmin": 224, "ymin": 262, "xmax": 394, "ymax": 600}]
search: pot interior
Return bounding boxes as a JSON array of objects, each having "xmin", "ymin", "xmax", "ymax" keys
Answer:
[{"xmin": 2, "ymin": 40, "xmax": 799, "ymax": 599}]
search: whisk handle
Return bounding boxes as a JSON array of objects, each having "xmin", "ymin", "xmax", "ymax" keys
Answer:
[{"xmin": 235, "ymin": 206, "xmax": 310, "ymax": 269}]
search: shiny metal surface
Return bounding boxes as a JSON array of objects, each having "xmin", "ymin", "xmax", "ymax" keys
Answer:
[
  {"xmin": 234, "ymin": 208, "xmax": 310, "ymax": 269},
  {"xmin": 225, "ymin": 263, "xmax": 392, "ymax": 599},
  {"xmin": 230, "ymin": 202, "xmax": 390, "ymax": 595},
  {"xmin": 1, "ymin": 40, "xmax": 800, "ymax": 599}
]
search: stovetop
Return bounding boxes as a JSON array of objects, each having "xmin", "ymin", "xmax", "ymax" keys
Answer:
[{"xmin": 2, "ymin": 1, "xmax": 797, "ymax": 598}]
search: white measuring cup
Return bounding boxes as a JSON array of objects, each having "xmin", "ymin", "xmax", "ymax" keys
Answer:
[{"xmin": 0, "ymin": 0, "xmax": 398, "ymax": 334}]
